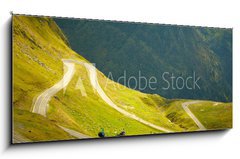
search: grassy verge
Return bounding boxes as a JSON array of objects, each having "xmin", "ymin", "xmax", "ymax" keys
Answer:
[
  {"xmin": 13, "ymin": 108, "xmax": 74, "ymax": 142},
  {"xmin": 188, "ymin": 101, "xmax": 232, "ymax": 129}
]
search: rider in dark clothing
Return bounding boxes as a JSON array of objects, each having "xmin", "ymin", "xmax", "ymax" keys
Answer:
[
  {"xmin": 117, "ymin": 129, "xmax": 126, "ymax": 137},
  {"xmin": 98, "ymin": 128, "xmax": 105, "ymax": 138}
]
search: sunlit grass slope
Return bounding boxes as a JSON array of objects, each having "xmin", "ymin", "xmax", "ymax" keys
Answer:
[
  {"xmin": 97, "ymin": 73, "xmax": 185, "ymax": 132},
  {"xmin": 13, "ymin": 15, "xmax": 165, "ymax": 142},
  {"xmin": 47, "ymin": 64, "xmax": 160, "ymax": 137},
  {"xmin": 188, "ymin": 101, "xmax": 232, "ymax": 129},
  {"xmin": 14, "ymin": 108, "xmax": 74, "ymax": 142},
  {"xmin": 158, "ymin": 100, "xmax": 199, "ymax": 131},
  {"xmin": 13, "ymin": 15, "xmax": 86, "ymax": 142},
  {"xmin": 13, "ymin": 15, "xmax": 86, "ymax": 111},
  {"xmin": 97, "ymin": 73, "xmax": 232, "ymax": 131}
]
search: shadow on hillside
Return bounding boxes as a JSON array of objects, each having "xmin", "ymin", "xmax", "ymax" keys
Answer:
[{"xmin": 3, "ymin": 15, "xmax": 13, "ymax": 150}]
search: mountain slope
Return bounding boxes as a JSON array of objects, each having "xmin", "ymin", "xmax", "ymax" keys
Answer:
[
  {"xmin": 55, "ymin": 18, "xmax": 232, "ymax": 102},
  {"xmin": 12, "ymin": 15, "xmax": 174, "ymax": 142},
  {"xmin": 13, "ymin": 15, "xmax": 82, "ymax": 142},
  {"xmin": 12, "ymin": 15, "xmax": 232, "ymax": 143}
]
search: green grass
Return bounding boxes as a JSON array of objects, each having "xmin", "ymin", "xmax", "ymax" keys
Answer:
[
  {"xmin": 13, "ymin": 108, "xmax": 74, "ymax": 142},
  {"xmin": 13, "ymin": 15, "xmax": 88, "ymax": 142},
  {"xmin": 188, "ymin": 101, "xmax": 232, "ymax": 129},
  {"xmin": 13, "ymin": 15, "xmax": 162, "ymax": 141},
  {"xmin": 13, "ymin": 16, "xmax": 72, "ymax": 111},
  {"xmin": 47, "ymin": 64, "xmax": 160, "ymax": 137},
  {"xmin": 97, "ymin": 72, "xmax": 185, "ymax": 132},
  {"xmin": 158, "ymin": 100, "xmax": 199, "ymax": 131}
]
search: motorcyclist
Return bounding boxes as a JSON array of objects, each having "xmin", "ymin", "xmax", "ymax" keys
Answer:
[
  {"xmin": 98, "ymin": 128, "xmax": 105, "ymax": 138},
  {"xmin": 117, "ymin": 129, "xmax": 126, "ymax": 137}
]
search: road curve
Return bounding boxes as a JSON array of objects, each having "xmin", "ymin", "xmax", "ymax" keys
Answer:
[
  {"xmin": 63, "ymin": 59, "xmax": 172, "ymax": 132},
  {"xmin": 32, "ymin": 60, "xmax": 75, "ymax": 116},
  {"xmin": 182, "ymin": 101, "xmax": 206, "ymax": 130},
  {"xmin": 58, "ymin": 125, "xmax": 90, "ymax": 139},
  {"xmin": 32, "ymin": 59, "xmax": 171, "ymax": 138},
  {"xmin": 31, "ymin": 59, "xmax": 90, "ymax": 139},
  {"xmin": 83, "ymin": 62, "xmax": 172, "ymax": 133}
]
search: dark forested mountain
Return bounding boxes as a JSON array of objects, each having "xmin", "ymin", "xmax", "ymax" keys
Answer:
[{"xmin": 54, "ymin": 18, "xmax": 232, "ymax": 102}]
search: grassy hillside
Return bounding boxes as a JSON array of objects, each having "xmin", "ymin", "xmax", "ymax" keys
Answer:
[
  {"xmin": 158, "ymin": 100, "xmax": 199, "ymax": 131},
  {"xmin": 47, "ymin": 64, "xmax": 162, "ymax": 137},
  {"xmin": 188, "ymin": 101, "xmax": 232, "ymax": 129},
  {"xmin": 13, "ymin": 15, "xmax": 84, "ymax": 142},
  {"xmin": 13, "ymin": 15, "xmax": 86, "ymax": 111},
  {"xmin": 97, "ymin": 72, "xmax": 184, "ymax": 132},
  {"xmin": 12, "ymin": 15, "xmax": 232, "ymax": 143},
  {"xmin": 12, "ymin": 15, "xmax": 166, "ymax": 142}
]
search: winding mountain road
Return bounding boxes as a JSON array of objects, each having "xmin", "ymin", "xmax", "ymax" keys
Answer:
[
  {"xmin": 32, "ymin": 59, "xmax": 90, "ymax": 139},
  {"xmin": 83, "ymin": 61, "xmax": 171, "ymax": 132},
  {"xmin": 182, "ymin": 101, "xmax": 206, "ymax": 130},
  {"xmin": 32, "ymin": 60, "xmax": 75, "ymax": 117},
  {"xmin": 58, "ymin": 125, "xmax": 89, "ymax": 139},
  {"xmin": 32, "ymin": 59, "xmax": 171, "ymax": 139},
  {"xmin": 66, "ymin": 59, "xmax": 172, "ymax": 132}
]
